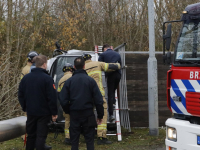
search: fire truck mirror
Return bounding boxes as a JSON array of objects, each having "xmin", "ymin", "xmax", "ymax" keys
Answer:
[
  {"xmin": 163, "ymin": 51, "xmax": 171, "ymax": 65},
  {"xmin": 166, "ymin": 24, "xmax": 172, "ymax": 51},
  {"xmin": 166, "ymin": 51, "xmax": 171, "ymax": 65}
]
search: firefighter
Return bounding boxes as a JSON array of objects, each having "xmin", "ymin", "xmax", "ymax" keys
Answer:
[
  {"xmin": 21, "ymin": 51, "xmax": 39, "ymax": 79},
  {"xmin": 20, "ymin": 52, "xmax": 52, "ymax": 150},
  {"xmin": 83, "ymin": 54, "xmax": 121, "ymax": 145},
  {"xmin": 57, "ymin": 63, "xmax": 75, "ymax": 145},
  {"xmin": 18, "ymin": 55, "xmax": 57, "ymax": 150},
  {"xmin": 59, "ymin": 57, "xmax": 104, "ymax": 150}
]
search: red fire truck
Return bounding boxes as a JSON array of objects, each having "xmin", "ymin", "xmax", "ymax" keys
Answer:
[{"xmin": 163, "ymin": 2, "xmax": 200, "ymax": 150}]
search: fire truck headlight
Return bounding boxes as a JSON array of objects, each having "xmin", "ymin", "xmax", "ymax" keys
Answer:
[{"xmin": 167, "ymin": 127, "xmax": 177, "ymax": 141}]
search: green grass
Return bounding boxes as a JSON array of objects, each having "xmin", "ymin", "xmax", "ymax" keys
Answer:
[{"xmin": 0, "ymin": 128, "xmax": 166, "ymax": 150}]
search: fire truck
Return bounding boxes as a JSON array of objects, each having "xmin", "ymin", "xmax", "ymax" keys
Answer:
[{"xmin": 163, "ymin": 2, "xmax": 200, "ymax": 150}]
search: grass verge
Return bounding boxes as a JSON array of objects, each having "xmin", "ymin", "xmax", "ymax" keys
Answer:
[{"xmin": 0, "ymin": 128, "xmax": 166, "ymax": 150}]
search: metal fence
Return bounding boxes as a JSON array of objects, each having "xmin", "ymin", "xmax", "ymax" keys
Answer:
[{"xmin": 114, "ymin": 43, "xmax": 131, "ymax": 132}]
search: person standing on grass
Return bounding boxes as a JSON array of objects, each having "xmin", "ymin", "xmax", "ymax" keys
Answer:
[
  {"xmin": 18, "ymin": 55, "xmax": 58, "ymax": 150},
  {"xmin": 59, "ymin": 57, "xmax": 104, "ymax": 150}
]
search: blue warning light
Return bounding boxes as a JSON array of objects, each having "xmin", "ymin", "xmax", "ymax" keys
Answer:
[{"xmin": 197, "ymin": 136, "xmax": 200, "ymax": 145}]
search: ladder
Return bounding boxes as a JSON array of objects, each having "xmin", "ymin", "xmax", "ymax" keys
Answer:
[{"xmin": 106, "ymin": 91, "xmax": 122, "ymax": 141}]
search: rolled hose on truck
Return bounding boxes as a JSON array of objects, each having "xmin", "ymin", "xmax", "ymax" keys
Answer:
[{"xmin": 0, "ymin": 116, "xmax": 26, "ymax": 142}]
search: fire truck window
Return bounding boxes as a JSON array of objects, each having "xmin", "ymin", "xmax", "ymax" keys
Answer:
[
  {"xmin": 196, "ymin": 23, "xmax": 200, "ymax": 55},
  {"xmin": 176, "ymin": 21, "xmax": 200, "ymax": 60}
]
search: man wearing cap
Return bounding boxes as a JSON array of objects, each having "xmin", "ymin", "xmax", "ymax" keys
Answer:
[
  {"xmin": 57, "ymin": 63, "xmax": 74, "ymax": 145},
  {"xmin": 84, "ymin": 54, "xmax": 120, "ymax": 145}
]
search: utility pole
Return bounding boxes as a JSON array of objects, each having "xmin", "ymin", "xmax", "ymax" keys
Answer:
[{"xmin": 147, "ymin": 0, "xmax": 159, "ymax": 136}]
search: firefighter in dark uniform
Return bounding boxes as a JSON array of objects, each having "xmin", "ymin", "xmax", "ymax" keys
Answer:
[
  {"xmin": 21, "ymin": 51, "xmax": 39, "ymax": 79},
  {"xmin": 57, "ymin": 63, "xmax": 74, "ymax": 144},
  {"xmin": 18, "ymin": 55, "xmax": 58, "ymax": 150},
  {"xmin": 59, "ymin": 57, "xmax": 104, "ymax": 150},
  {"xmin": 98, "ymin": 44, "xmax": 121, "ymax": 122}
]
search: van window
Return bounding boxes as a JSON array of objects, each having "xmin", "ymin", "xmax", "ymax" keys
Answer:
[{"xmin": 52, "ymin": 56, "xmax": 78, "ymax": 89}]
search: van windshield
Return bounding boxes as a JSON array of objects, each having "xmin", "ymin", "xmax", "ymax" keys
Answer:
[{"xmin": 175, "ymin": 20, "xmax": 200, "ymax": 63}]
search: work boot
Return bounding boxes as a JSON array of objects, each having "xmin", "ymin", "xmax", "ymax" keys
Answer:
[
  {"xmin": 109, "ymin": 115, "xmax": 115, "ymax": 122},
  {"xmin": 44, "ymin": 144, "xmax": 52, "ymax": 150},
  {"xmin": 97, "ymin": 137, "xmax": 112, "ymax": 145},
  {"xmin": 64, "ymin": 138, "xmax": 71, "ymax": 145}
]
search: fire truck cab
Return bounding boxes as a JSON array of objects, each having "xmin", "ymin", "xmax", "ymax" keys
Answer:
[{"xmin": 163, "ymin": 2, "xmax": 200, "ymax": 150}]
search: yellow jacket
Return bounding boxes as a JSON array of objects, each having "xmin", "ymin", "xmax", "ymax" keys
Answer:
[
  {"xmin": 85, "ymin": 60, "xmax": 120, "ymax": 97},
  {"xmin": 20, "ymin": 63, "xmax": 32, "ymax": 79},
  {"xmin": 57, "ymin": 72, "xmax": 72, "ymax": 92}
]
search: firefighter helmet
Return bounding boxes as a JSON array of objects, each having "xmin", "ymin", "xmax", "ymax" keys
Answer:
[
  {"xmin": 27, "ymin": 51, "xmax": 39, "ymax": 61},
  {"xmin": 63, "ymin": 63, "xmax": 75, "ymax": 72},
  {"xmin": 83, "ymin": 54, "xmax": 92, "ymax": 61}
]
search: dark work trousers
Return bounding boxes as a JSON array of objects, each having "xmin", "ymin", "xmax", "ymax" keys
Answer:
[
  {"xmin": 70, "ymin": 115, "xmax": 95, "ymax": 150},
  {"xmin": 107, "ymin": 72, "xmax": 121, "ymax": 116},
  {"xmin": 26, "ymin": 115, "xmax": 51, "ymax": 150}
]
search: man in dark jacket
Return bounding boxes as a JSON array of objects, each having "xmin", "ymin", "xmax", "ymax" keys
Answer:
[
  {"xmin": 98, "ymin": 44, "xmax": 121, "ymax": 122},
  {"xmin": 18, "ymin": 55, "xmax": 58, "ymax": 150},
  {"xmin": 59, "ymin": 57, "xmax": 104, "ymax": 150}
]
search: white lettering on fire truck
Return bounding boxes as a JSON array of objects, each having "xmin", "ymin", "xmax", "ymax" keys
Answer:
[{"xmin": 190, "ymin": 71, "xmax": 199, "ymax": 79}]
